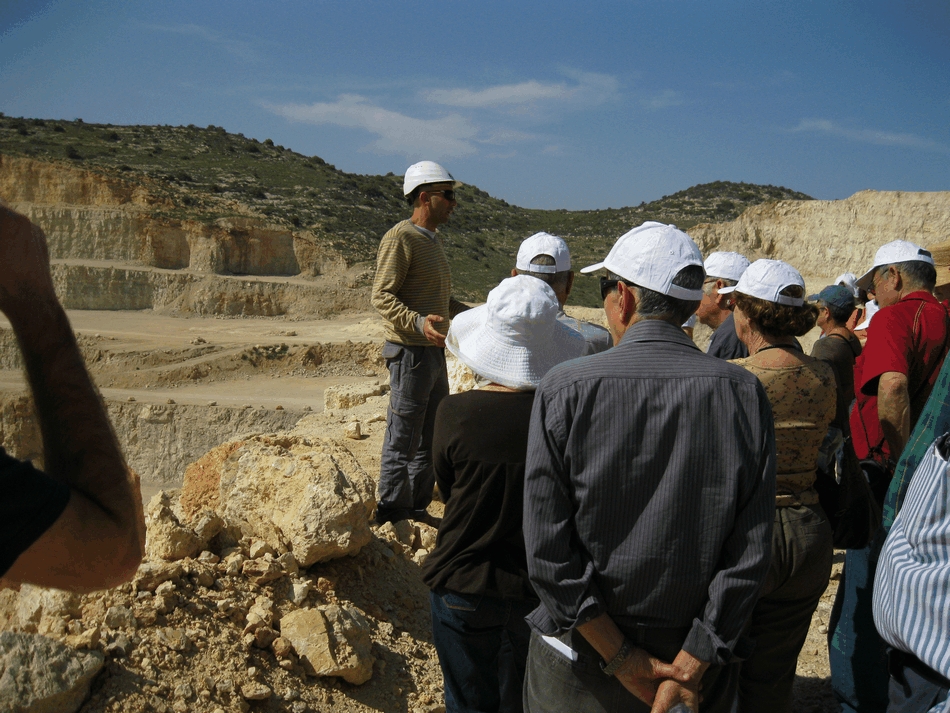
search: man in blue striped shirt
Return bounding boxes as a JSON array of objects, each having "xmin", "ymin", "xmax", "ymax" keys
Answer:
[{"xmin": 873, "ymin": 432, "xmax": 950, "ymax": 712}]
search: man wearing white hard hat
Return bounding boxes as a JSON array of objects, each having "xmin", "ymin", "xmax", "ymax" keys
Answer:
[
  {"xmin": 522, "ymin": 222, "xmax": 775, "ymax": 713},
  {"xmin": 695, "ymin": 251, "xmax": 750, "ymax": 360},
  {"xmin": 371, "ymin": 160, "xmax": 470, "ymax": 526},
  {"xmin": 511, "ymin": 232, "xmax": 612, "ymax": 355},
  {"xmin": 830, "ymin": 239, "xmax": 950, "ymax": 713},
  {"xmin": 422, "ymin": 276, "xmax": 585, "ymax": 713}
]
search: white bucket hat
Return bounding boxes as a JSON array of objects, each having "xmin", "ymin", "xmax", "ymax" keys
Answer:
[
  {"xmin": 704, "ymin": 252, "xmax": 750, "ymax": 282},
  {"xmin": 403, "ymin": 161, "xmax": 461, "ymax": 196},
  {"xmin": 446, "ymin": 276, "xmax": 586, "ymax": 390},
  {"xmin": 718, "ymin": 259, "xmax": 805, "ymax": 306},
  {"xmin": 856, "ymin": 240, "xmax": 934, "ymax": 290},
  {"xmin": 580, "ymin": 222, "xmax": 704, "ymax": 300},
  {"xmin": 516, "ymin": 232, "xmax": 571, "ymax": 273}
]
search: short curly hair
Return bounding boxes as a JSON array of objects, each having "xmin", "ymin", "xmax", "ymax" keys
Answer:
[{"xmin": 734, "ymin": 286, "xmax": 818, "ymax": 338}]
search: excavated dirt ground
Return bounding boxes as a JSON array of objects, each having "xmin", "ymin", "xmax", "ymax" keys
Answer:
[{"xmin": 0, "ymin": 307, "xmax": 840, "ymax": 713}]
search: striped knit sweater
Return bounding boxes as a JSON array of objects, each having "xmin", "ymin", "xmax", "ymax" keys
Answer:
[{"xmin": 371, "ymin": 219, "xmax": 468, "ymax": 346}]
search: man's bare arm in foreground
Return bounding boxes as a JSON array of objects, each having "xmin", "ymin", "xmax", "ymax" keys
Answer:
[{"xmin": 1, "ymin": 207, "xmax": 144, "ymax": 592}]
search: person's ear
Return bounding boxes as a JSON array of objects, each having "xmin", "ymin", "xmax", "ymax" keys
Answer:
[
  {"xmin": 618, "ymin": 282, "xmax": 637, "ymax": 322},
  {"xmin": 889, "ymin": 265, "xmax": 902, "ymax": 290},
  {"xmin": 510, "ymin": 268, "xmax": 518, "ymax": 278},
  {"xmin": 564, "ymin": 271, "xmax": 575, "ymax": 298},
  {"xmin": 714, "ymin": 280, "xmax": 732, "ymax": 308}
]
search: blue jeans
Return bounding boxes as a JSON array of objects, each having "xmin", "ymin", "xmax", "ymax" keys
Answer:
[
  {"xmin": 430, "ymin": 589, "xmax": 536, "ymax": 713},
  {"xmin": 378, "ymin": 342, "xmax": 448, "ymax": 516},
  {"xmin": 887, "ymin": 650, "xmax": 950, "ymax": 713},
  {"xmin": 829, "ymin": 536, "xmax": 890, "ymax": 712}
]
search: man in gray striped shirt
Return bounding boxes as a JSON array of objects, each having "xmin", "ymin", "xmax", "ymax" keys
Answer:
[{"xmin": 522, "ymin": 222, "xmax": 776, "ymax": 713}]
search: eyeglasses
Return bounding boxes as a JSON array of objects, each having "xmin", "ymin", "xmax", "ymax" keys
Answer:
[
  {"xmin": 600, "ymin": 276, "xmax": 634, "ymax": 301},
  {"xmin": 425, "ymin": 189, "xmax": 456, "ymax": 201}
]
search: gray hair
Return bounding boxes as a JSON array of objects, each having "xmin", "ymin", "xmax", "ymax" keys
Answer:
[
  {"xmin": 630, "ymin": 265, "xmax": 705, "ymax": 324},
  {"xmin": 517, "ymin": 254, "xmax": 571, "ymax": 292}
]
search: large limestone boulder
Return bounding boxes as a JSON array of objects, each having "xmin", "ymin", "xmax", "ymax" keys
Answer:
[
  {"xmin": 180, "ymin": 435, "xmax": 375, "ymax": 566},
  {"xmin": 0, "ymin": 631, "xmax": 104, "ymax": 713},
  {"xmin": 278, "ymin": 605, "xmax": 375, "ymax": 684}
]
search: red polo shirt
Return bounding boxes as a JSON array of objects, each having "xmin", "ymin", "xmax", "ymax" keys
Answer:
[{"xmin": 851, "ymin": 291, "xmax": 949, "ymax": 461}]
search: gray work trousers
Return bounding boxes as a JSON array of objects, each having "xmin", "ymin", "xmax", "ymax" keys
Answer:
[{"xmin": 378, "ymin": 341, "xmax": 448, "ymax": 514}]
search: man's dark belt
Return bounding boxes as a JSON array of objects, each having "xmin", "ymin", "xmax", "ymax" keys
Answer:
[{"xmin": 888, "ymin": 648, "xmax": 950, "ymax": 689}]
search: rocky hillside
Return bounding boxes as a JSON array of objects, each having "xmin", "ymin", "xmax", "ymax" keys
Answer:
[{"xmin": 0, "ymin": 115, "xmax": 810, "ymax": 307}]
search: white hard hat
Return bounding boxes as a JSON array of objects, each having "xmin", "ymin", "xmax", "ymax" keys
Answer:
[{"xmin": 403, "ymin": 161, "xmax": 461, "ymax": 196}]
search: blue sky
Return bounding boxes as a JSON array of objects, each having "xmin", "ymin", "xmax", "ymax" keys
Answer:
[{"xmin": 1, "ymin": 0, "xmax": 948, "ymax": 210}]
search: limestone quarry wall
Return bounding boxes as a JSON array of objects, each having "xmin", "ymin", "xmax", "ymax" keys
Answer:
[
  {"xmin": 0, "ymin": 156, "xmax": 347, "ymax": 281},
  {"xmin": 689, "ymin": 190, "xmax": 950, "ymax": 277},
  {"xmin": 0, "ymin": 393, "xmax": 303, "ymax": 486},
  {"xmin": 47, "ymin": 263, "xmax": 371, "ymax": 316}
]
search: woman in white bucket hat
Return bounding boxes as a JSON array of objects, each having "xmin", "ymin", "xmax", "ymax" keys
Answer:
[
  {"xmin": 719, "ymin": 259, "xmax": 837, "ymax": 712},
  {"xmin": 421, "ymin": 275, "xmax": 585, "ymax": 713}
]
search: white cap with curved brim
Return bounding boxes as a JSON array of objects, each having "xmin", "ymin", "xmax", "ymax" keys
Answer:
[
  {"xmin": 835, "ymin": 272, "xmax": 860, "ymax": 299},
  {"xmin": 704, "ymin": 252, "xmax": 750, "ymax": 282},
  {"xmin": 516, "ymin": 232, "xmax": 571, "ymax": 273},
  {"xmin": 855, "ymin": 300, "xmax": 880, "ymax": 331},
  {"xmin": 718, "ymin": 259, "xmax": 805, "ymax": 306},
  {"xmin": 856, "ymin": 240, "xmax": 934, "ymax": 290},
  {"xmin": 446, "ymin": 275, "xmax": 586, "ymax": 391},
  {"xmin": 580, "ymin": 222, "xmax": 704, "ymax": 301},
  {"xmin": 403, "ymin": 161, "xmax": 462, "ymax": 196}
]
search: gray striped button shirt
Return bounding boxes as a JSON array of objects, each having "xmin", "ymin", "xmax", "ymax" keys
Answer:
[{"xmin": 524, "ymin": 319, "xmax": 776, "ymax": 665}]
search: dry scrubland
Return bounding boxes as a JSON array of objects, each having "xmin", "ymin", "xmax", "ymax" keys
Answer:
[{"xmin": 1, "ymin": 153, "xmax": 949, "ymax": 712}]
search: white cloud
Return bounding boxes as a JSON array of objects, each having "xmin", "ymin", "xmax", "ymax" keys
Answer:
[
  {"xmin": 265, "ymin": 95, "xmax": 480, "ymax": 158},
  {"xmin": 641, "ymin": 89, "xmax": 685, "ymax": 110},
  {"xmin": 424, "ymin": 81, "xmax": 568, "ymax": 108},
  {"xmin": 422, "ymin": 69, "xmax": 619, "ymax": 109},
  {"xmin": 791, "ymin": 119, "xmax": 950, "ymax": 152}
]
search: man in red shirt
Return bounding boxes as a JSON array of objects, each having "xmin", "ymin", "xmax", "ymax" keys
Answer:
[
  {"xmin": 833, "ymin": 239, "xmax": 950, "ymax": 713},
  {"xmin": 850, "ymin": 241, "xmax": 949, "ymax": 500}
]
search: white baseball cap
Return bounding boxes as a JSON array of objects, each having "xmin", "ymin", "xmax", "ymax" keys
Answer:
[
  {"xmin": 855, "ymin": 300, "xmax": 880, "ymax": 331},
  {"xmin": 856, "ymin": 240, "xmax": 934, "ymax": 290},
  {"xmin": 446, "ymin": 275, "xmax": 586, "ymax": 390},
  {"xmin": 580, "ymin": 222, "xmax": 704, "ymax": 300},
  {"xmin": 403, "ymin": 161, "xmax": 461, "ymax": 196},
  {"xmin": 704, "ymin": 252, "xmax": 750, "ymax": 282},
  {"xmin": 835, "ymin": 272, "xmax": 860, "ymax": 298},
  {"xmin": 516, "ymin": 232, "xmax": 571, "ymax": 274},
  {"xmin": 718, "ymin": 259, "xmax": 806, "ymax": 307}
]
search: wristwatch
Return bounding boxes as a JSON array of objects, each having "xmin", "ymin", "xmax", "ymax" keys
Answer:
[{"xmin": 600, "ymin": 638, "xmax": 633, "ymax": 676}]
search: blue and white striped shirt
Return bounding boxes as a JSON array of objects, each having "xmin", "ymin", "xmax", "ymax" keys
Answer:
[{"xmin": 873, "ymin": 432, "xmax": 950, "ymax": 710}]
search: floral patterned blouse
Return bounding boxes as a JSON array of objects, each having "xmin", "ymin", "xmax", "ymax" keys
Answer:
[{"xmin": 731, "ymin": 357, "xmax": 837, "ymax": 501}]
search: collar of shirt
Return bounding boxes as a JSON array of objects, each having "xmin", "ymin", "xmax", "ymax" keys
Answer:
[
  {"xmin": 620, "ymin": 319, "xmax": 702, "ymax": 350},
  {"xmin": 898, "ymin": 290, "xmax": 940, "ymax": 306},
  {"xmin": 411, "ymin": 223, "xmax": 438, "ymax": 241}
]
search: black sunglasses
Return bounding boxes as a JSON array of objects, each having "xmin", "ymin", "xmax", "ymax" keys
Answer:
[
  {"xmin": 600, "ymin": 276, "xmax": 634, "ymax": 301},
  {"xmin": 425, "ymin": 189, "xmax": 456, "ymax": 201}
]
